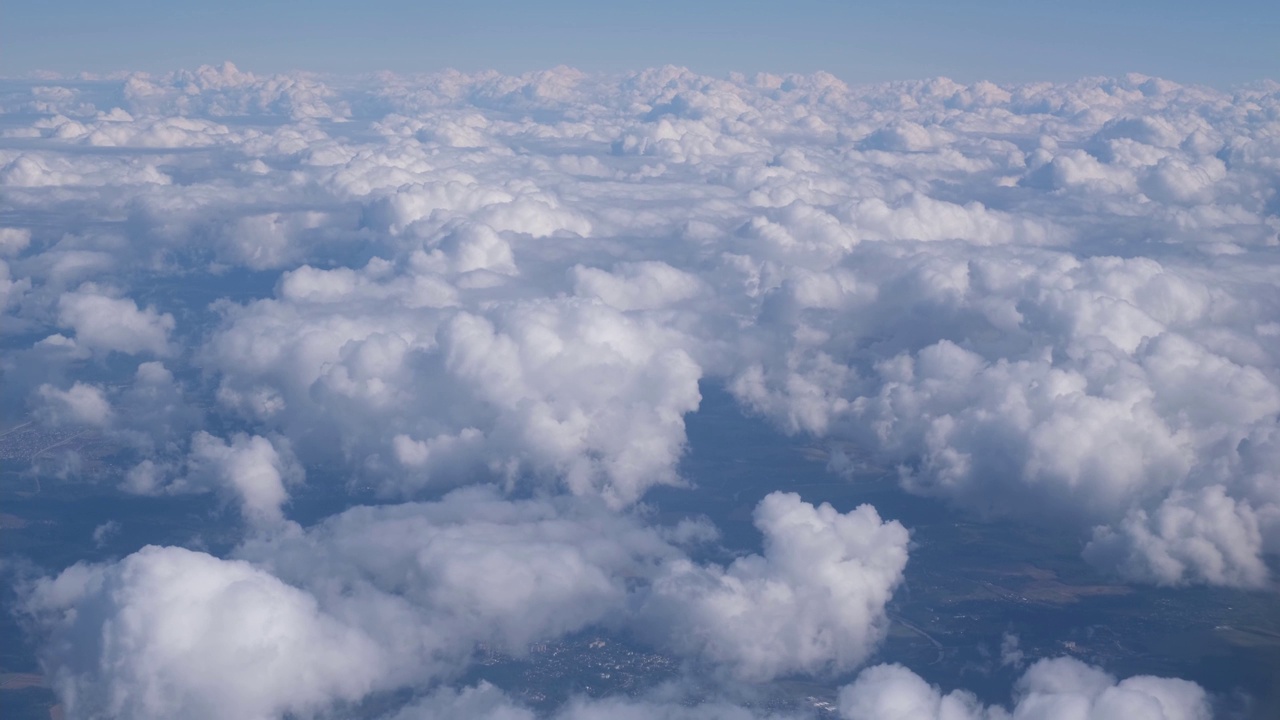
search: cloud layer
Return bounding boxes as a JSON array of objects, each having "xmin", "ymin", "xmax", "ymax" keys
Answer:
[
  {"xmin": 6, "ymin": 63, "xmax": 1276, "ymax": 718},
  {"xmin": 24, "ymin": 490, "xmax": 905, "ymax": 717}
]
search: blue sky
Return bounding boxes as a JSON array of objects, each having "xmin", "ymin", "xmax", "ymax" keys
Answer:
[{"xmin": 4, "ymin": 0, "xmax": 1278, "ymax": 86}]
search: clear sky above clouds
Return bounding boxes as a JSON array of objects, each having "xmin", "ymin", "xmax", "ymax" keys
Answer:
[{"xmin": 4, "ymin": 0, "xmax": 1278, "ymax": 85}]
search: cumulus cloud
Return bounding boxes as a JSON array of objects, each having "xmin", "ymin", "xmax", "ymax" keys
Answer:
[
  {"xmin": 839, "ymin": 657, "xmax": 1209, "ymax": 720},
  {"xmin": 23, "ymin": 546, "xmax": 385, "ymax": 720},
  {"xmin": 23, "ymin": 488, "xmax": 677, "ymax": 718},
  {"xmin": 382, "ymin": 683, "xmax": 535, "ymax": 720},
  {"xmin": 111, "ymin": 361, "xmax": 202, "ymax": 453},
  {"xmin": 24, "ymin": 491, "xmax": 660, "ymax": 720},
  {"xmin": 0, "ymin": 258, "xmax": 31, "ymax": 311},
  {"xmin": 35, "ymin": 382, "xmax": 113, "ymax": 426},
  {"xmin": 234, "ymin": 486, "xmax": 683, "ymax": 660},
  {"xmin": 571, "ymin": 261, "xmax": 708, "ymax": 311},
  {"xmin": 56, "ymin": 285, "xmax": 174, "ymax": 356},
  {"xmin": 184, "ymin": 432, "xmax": 302, "ymax": 526},
  {"xmin": 205, "ymin": 275, "xmax": 703, "ymax": 506},
  {"xmin": 641, "ymin": 492, "xmax": 909, "ymax": 681},
  {"xmin": 24, "ymin": 488, "xmax": 909, "ymax": 717},
  {"xmin": 0, "ymin": 226, "xmax": 31, "ymax": 255},
  {"xmin": 1085, "ymin": 484, "xmax": 1270, "ymax": 587},
  {"xmin": 7, "ymin": 63, "xmax": 1274, "ymax": 719},
  {"xmin": 384, "ymin": 657, "xmax": 1211, "ymax": 720},
  {"xmin": 726, "ymin": 235, "xmax": 1279, "ymax": 587},
  {"xmin": 119, "ymin": 431, "xmax": 301, "ymax": 528}
]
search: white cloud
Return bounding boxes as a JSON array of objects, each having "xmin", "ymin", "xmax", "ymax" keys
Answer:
[
  {"xmin": 0, "ymin": 258, "xmax": 31, "ymax": 310},
  {"xmin": 35, "ymin": 382, "xmax": 113, "ymax": 426},
  {"xmin": 121, "ymin": 62, "xmax": 350, "ymax": 120},
  {"xmin": 5, "ymin": 67, "xmax": 1275, "ymax": 589},
  {"xmin": 233, "ymin": 486, "xmax": 684, "ymax": 660},
  {"xmin": 118, "ymin": 431, "xmax": 302, "ymax": 528},
  {"xmin": 24, "ymin": 487, "xmax": 690, "ymax": 718},
  {"xmin": 56, "ymin": 285, "xmax": 174, "ymax": 356},
  {"xmin": 205, "ymin": 273, "xmax": 703, "ymax": 505},
  {"xmin": 572, "ymin": 261, "xmax": 708, "ymax": 311},
  {"xmin": 215, "ymin": 211, "xmax": 329, "ymax": 270},
  {"xmin": 391, "ymin": 657, "xmax": 1210, "ymax": 720},
  {"xmin": 432, "ymin": 303, "xmax": 703, "ymax": 505},
  {"xmin": 728, "ymin": 240, "xmax": 1280, "ymax": 586},
  {"xmin": 999, "ymin": 632, "xmax": 1024, "ymax": 669},
  {"xmin": 185, "ymin": 432, "xmax": 303, "ymax": 527},
  {"xmin": 839, "ymin": 657, "xmax": 1209, "ymax": 720},
  {"xmin": 0, "ymin": 227, "xmax": 31, "ymax": 255},
  {"xmin": 382, "ymin": 683, "xmax": 535, "ymax": 720},
  {"xmin": 25, "ymin": 488, "xmax": 912, "ymax": 718},
  {"xmin": 23, "ymin": 546, "xmax": 386, "ymax": 720},
  {"xmin": 1085, "ymin": 484, "xmax": 1270, "ymax": 587},
  {"xmin": 641, "ymin": 492, "xmax": 909, "ymax": 681},
  {"xmin": 91, "ymin": 520, "xmax": 120, "ymax": 547},
  {"xmin": 7, "ymin": 65, "xmax": 1275, "ymax": 718}
]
